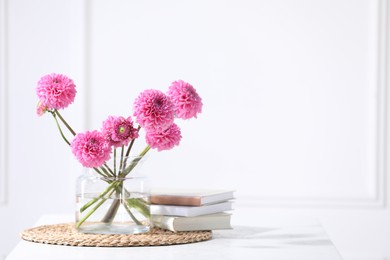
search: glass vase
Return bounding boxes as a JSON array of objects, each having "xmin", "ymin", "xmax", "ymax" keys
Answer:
[{"xmin": 75, "ymin": 156, "xmax": 151, "ymax": 234}]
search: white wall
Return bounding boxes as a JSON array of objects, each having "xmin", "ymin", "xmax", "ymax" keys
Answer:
[
  {"xmin": 1, "ymin": 0, "xmax": 390, "ymax": 259},
  {"xmin": 0, "ymin": 0, "xmax": 86, "ymax": 257}
]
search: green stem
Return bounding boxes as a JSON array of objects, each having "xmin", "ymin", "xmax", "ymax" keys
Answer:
[
  {"xmin": 127, "ymin": 198, "xmax": 150, "ymax": 218},
  {"xmin": 101, "ymin": 197, "xmax": 121, "ymax": 223},
  {"xmin": 125, "ymin": 126, "xmax": 141, "ymax": 157},
  {"xmin": 50, "ymin": 111, "xmax": 70, "ymax": 146},
  {"xmin": 113, "ymin": 149, "xmax": 117, "ymax": 177},
  {"xmin": 121, "ymin": 145, "xmax": 151, "ymax": 177},
  {"xmin": 119, "ymin": 145, "xmax": 124, "ymax": 174},
  {"xmin": 139, "ymin": 145, "xmax": 151, "ymax": 157},
  {"xmin": 103, "ymin": 164, "xmax": 114, "ymax": 176},
  {"xmin": 99, "ymin": 165, "xmax": 112, "ymax": 177},
  {"xmin": 54, "ymin": 110, "xmax": 76, "ymax": 136},
  {"xmin": 121, "ymin": 126, "xmax": 141, "ymax": 173},
  {"xmin": 93, "ymin": 167, "xmax": 110, "ymax": 178},
  {"xmin": 123, "ymin": 199, "xmax": 142, "ymax": 225},
  {"xmin": 76, "ymin": 188, "xmax": 116, "ymax": 228},
  {"xmin": 80, "ymin": 180, "xmax": 118, "ymax": 213}
]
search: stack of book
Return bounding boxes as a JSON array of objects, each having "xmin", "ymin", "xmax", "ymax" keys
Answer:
[{"xmin": 150, "ymin": 188, "xmax": 234, "ymax": 232}]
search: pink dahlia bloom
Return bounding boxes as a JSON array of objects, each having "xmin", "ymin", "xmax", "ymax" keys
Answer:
[
  {"xmin": 71, "ymin": 130, "xmax": 111, "ymax": 168},
  {"xmin": 101, "ymin": 116, "xmax": 139, "ymax": 148},
  {"xmin": 145, "ymin": 123, "xmax": 182, "ymax": 151},
  {"xmin": 167, "ymin": 80, "xmax": 202, "ymax": 119},
  {"xmin": 36, "ymin": 101, "xmax": 48, "ymax": 116},
  {"xmin": 133, "ymin": 89, "xmax": 175, "ymax": 130},
  {"xmin": 36, "ymin": 73, "xmax": 77, "ymax": 110}
]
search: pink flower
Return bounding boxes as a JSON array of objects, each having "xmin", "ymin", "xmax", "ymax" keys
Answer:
[
  {"xmin": 133, "ymin": 89, "xmax": 175, "ymax": 130},
  {"xmin": 36, "ymin": 73, "xmax": 76, "ymax": 110},
  {"xmin": 36, "ymin": 101, "xmax": 48, "ymax": 116},
  {"xmin": 71, "ymin": 130, "xmax": 111, "ymax": 168},
  {"xmin": 167, "ymin": 80, "xmax": 202, "ymax": 119},
  {"xmin": 101, "ymin": 116, "xmax": 139, "ymax": 148},
  {"xmin": 145, "ymin": 123, "xmax": 182, "ymax": 151}
]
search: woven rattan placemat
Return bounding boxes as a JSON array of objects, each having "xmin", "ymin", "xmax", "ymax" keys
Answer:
[{"xmin": 21, "ymin": 223, "xmax": 212, "ymax": 247}]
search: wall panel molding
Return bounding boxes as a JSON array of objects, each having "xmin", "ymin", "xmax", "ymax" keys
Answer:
[
  {"xmin": 239, "ymin": 0, "xmax": 389, "ymax": 208},
  {"xmin": 82, "ymin": 0, "xmax": 91, "ymax": 131},
  {"xmin": 0, "ymin": 0, "xmax": 8, "ymax": 205},
  {"xmin": 374, "ymin": 0, "xmax": 389, "ymax": 208}
]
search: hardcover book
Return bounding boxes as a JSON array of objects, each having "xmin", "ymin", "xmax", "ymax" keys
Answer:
[
  {"xmin": 151, "ymin": 188, "xmax": 235, "ymax": 206},
  {"xmin": 150, "ymin": 201, "xmax": 233, "ymax": 217},
  {"xmin": 152, "ymin": 213, "xmax": 232, "ymax": 232}
]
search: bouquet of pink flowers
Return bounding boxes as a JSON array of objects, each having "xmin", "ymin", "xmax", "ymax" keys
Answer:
[{"xmin": 36, "ymin": 73, "xmax": 202, "ymax": 231}]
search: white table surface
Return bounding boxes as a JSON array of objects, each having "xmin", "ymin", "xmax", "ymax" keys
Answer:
[{"xmin": 6, "ymin": 215, "xmax": 343, "ymax": 260}]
